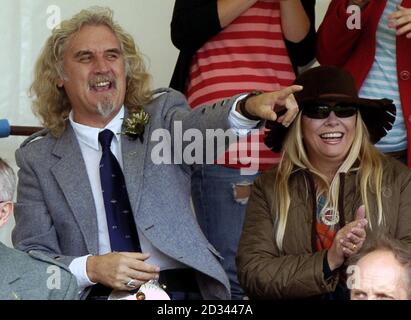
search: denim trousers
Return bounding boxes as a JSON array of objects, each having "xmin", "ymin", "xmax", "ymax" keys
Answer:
[{"xmin": 191, "ymin": 164, "xmax": 259, "ymax": 300}]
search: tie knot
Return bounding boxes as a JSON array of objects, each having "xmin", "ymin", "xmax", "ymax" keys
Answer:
[{"xmin": 99, "ymin": 129, "xmax": 114, "ymax": 150}]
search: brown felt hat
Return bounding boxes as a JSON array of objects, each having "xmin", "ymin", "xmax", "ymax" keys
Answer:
[{"xmin": 265, "ymin": 66, "xmax": 396, "ymax": 153}]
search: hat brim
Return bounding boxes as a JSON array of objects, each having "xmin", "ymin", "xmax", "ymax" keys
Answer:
[{"xmin": 264, "ymin": 98, "xmax": 396, "ymax": 153}]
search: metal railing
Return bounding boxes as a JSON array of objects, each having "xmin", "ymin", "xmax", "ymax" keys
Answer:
[
  {"xmin": 10, "ymin": 125, "xmax": 43, "ymax": 136},
  {"xmin": 1, "ymin": 119, "xmax": 43, "ymax": 137}
]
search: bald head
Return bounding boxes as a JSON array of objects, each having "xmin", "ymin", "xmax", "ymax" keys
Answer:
[
  {"xmin": 0, "ymin": 158, "xmax": 15, "ymax": 229},
  {"xmin": 350, "ymin": 249, "xmax": 409, "ymax": 300},
  {"xmin": 0, "ymin": 158, "xmax": 15, "ymax": 202}
]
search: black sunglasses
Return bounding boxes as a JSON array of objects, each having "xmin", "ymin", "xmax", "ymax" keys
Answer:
[{"xmin": 302, "ymin": 103, "xmax": 358, "ymax": 119}]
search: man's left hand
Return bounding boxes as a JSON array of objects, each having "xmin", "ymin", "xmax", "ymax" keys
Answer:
[
  {"xmin": 389, "ymin": 5, "xmax": 411, "ymax": 38},
  {"xmin": 239, "ymin": 85, "xmax": 303, "ymax": 127}
]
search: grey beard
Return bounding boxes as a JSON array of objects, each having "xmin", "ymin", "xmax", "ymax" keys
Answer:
[{"xmin": 97, "ymin": 99, "xmax": 116, "ymax": 118}]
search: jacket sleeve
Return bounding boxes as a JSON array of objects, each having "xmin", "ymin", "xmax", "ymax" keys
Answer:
[
  {"xmin": 316, "ymin": 0, "xmax": 376, "ymax": 66},
  {"xmin": 170, "ymin": 0, "xmax": 222, "ymax": 53},
  {"xmin": 12, "ymin": 147, "xmax": 77, "ymax": 267},
  {"xmin": 236, "ymin": 175, "xmax": 339, "ymax": 299},
  {"xmin": 284, "ymin": 0, "xmax": 316, "ymax": 70},
  {"xmin": 62, "ymin": 273, "xmax": 80, "ymax": 300},
  {"xmin": 155, "ymin": 88, "xmax": 233, "ymax": 166},
  {"xmin": 396, "ymin": 167, "xmax": 411, "ymax": 248}
]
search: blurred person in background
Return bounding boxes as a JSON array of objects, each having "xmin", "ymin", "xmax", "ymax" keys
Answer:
[
  {"xmin": 317, "ymin": 0, "xmax": 411, "ymax": 165},
  {"xmin": 170, "ymin": 0, "xmax": 316, "ymax": 299}
]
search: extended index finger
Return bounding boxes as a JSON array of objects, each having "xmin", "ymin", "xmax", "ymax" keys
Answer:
[
  {"xmin": 281, "ymin": 94, "xmax": 299, "ymax": 126},
  {"xmin": 277, "ymin": 85, "xmax": 303, "ymax": 100}
]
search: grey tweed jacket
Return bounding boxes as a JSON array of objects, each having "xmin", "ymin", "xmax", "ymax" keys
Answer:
[
  {"xmin": 12, "ymin": 88, "xmax": 236, "ymax": 300},
  {"xmin": 0, "ymin": 242, "xmax": 78, "ymax": 300}
]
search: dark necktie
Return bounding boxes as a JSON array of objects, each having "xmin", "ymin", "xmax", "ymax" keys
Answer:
[{"xmin": 98, "ymin": 129, "xmax": 141, "ymax": 252}]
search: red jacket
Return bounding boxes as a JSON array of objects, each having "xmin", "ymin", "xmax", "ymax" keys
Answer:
[{"xmin": 317, "ymin": 0, "xmax": 411, "ymax": 166}]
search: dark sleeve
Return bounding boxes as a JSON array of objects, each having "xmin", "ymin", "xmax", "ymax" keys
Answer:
[
  {"xmin": 170, "ymin": 0, "xmax": 222, "ymax": 53},
  {"xmin": 284, "ymin": 0, "xmax": 316, "ymax": 72},
  {"xmin": 323, "ymin": 250, "xmax": 339, "ymax": 281},
  {"xmin": 316, "ymin": 0, "xmax": 375, "ymax": 66}
]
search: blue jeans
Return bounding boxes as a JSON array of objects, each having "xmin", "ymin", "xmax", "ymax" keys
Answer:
[{"xmin": 191, "ymin": 164, "xmax": 259, "ymax": 300}]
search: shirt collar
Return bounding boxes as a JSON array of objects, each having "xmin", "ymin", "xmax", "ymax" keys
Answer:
[{"xmin": 69, "ymin": 107, "xmax": 125, "ymax": 151}]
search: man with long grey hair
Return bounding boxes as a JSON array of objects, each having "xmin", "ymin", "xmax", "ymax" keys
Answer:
[
  {"xmin": 12, "ymin": 6, "xmax": 301, "ymax": 300},
  {"xmin": 0, "ymin": 158, "xmax": 78, "ymax": 299}
]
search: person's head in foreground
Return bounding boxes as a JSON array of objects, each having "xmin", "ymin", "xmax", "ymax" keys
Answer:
[
  {"xmin": 264, "ymin": 65, "xmax": 396, "ymax": 250},
  {"xmin": 0, "ymin": 158, "xmax": 16, "ymax": 229},
  {"xmin": 348, "ymin": 236, "xmax": 411, "ymax": 300}
]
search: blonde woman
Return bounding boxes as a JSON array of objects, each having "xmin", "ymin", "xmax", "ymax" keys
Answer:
[{"xmin": 236, "ymin": 66, "xmax": 411, "ymax": 299}]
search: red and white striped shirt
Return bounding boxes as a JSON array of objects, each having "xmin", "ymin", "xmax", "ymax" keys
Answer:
[{"xmin": 186, "ymin": 0, "xmax": 295, "ymax": 171}]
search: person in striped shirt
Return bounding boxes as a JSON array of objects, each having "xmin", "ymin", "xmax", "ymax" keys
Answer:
[
  {"xmin": 317, "ymin": 0, "xmax": 411, "ymax": 166},
  {"xmin": 170, "ymin": 0, "xmax": 316, "ymax": 299}
]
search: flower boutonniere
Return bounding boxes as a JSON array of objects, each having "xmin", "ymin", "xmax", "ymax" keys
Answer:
[{"xmin": 122, "ymin": 109, "xmax": 150, "ymax": 143}]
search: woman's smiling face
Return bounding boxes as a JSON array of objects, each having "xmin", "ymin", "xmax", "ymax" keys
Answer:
[{"xmin": 302, "ymin": 110, "xmax": 357, "ymax": 169}]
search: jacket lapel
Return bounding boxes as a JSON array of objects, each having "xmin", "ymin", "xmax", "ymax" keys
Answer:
[
  {"xmin": 121, "ymin": 111, "xmax": 152, "ymax": 229},
  {"xmin": 339, "ymin": 171, "xmax": 362, "ymax": 225},
  {"xmin": 50, "ymin": 124, "xmax": 99, "ymax": 254},
  {"xmin": 280, "ymin": 171, "xmax": 314, "ymax": 253}
]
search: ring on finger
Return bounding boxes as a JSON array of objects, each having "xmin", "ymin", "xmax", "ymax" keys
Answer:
[
  {"xmin": 352, "ymin": 243, "xmax": 357, "ymax": 250},
  {"xmin": 126, "ymin": 279, "xmax": 137, "ymax": 289}
]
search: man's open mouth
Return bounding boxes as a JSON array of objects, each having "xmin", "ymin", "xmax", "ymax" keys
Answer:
[{"xmin": 89, "ymin": 79, "xmax": 115, "ymax": 92}]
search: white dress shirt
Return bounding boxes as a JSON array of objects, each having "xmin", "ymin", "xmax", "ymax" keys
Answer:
[{"xmin": 68, "ymin": 100, "xmax": 259, "ymax": 290}]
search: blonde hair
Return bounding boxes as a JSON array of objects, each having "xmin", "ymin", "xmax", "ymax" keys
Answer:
[
  {"xmin": 30, "ymin": 6, "xmax": 153, "ymax": 137},
  {"xmin": 273, "ymin": 112, "xmax": 384, "ymax": 251}
]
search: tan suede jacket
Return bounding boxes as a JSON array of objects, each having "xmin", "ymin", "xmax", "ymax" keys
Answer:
[{"xmin": 236, "ymin": 156, "xmax": 411, "ymax": 299}]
